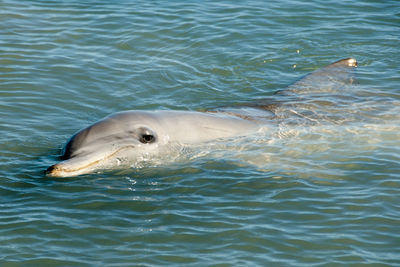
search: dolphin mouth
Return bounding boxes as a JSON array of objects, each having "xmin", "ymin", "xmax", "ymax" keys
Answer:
[
  {"xmin": 46, "ymin": 164, "xmax": 80, "ymax": 177},
  {"xmin": 46, "ymin": 145, "xmax": 136, "ymax": 177},
  {"xmin": 46, "ymin": 156, "xmax": 105, "ymax": 177}
]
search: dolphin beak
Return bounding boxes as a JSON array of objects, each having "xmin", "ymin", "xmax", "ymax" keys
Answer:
[
  {"xmin": 46, "ymin": 163, "xmax": 89, "ymax": 177},
  {"xmin": 46, "ymin": 163, "xmax": 70, "ymax": 177},
  {"xmin": 45, "ymin": 155, "xmax": 104, "ymax": 177},
  {"xmin": 46, "ymin": 145, "xmax": 137, "ymax": 177},
  {"xmin": 46, "ymin": 160, "xmax": 95, "ymax": 177}
]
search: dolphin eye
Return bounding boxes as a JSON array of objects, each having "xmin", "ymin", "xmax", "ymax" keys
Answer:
[
  {"xmin": 140, "ymin": 134, "xmax": 155, "ymax": 144},
  {"xmin": 135, "ymin": 127, "xmax": 157, "ymax": 144}
]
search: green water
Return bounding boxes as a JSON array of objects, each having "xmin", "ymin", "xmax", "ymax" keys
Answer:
[{"xmin": 1, "ymin": 0, "xmax": 399, "ymax": 266}]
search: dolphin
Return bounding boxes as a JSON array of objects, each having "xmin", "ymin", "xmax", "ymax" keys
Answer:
[{"xmin": 46, "ymin": 58, "xmax": 357, "ymax": 177}]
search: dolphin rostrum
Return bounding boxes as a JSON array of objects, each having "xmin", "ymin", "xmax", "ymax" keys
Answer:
[{"xmin": 46, "ymin": 58, "xmax": 357, "ymax": 177}]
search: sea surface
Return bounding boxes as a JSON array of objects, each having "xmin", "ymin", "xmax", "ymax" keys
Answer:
[{"xmin": 1, "ymin": 0, "xmax": 399, "ymax": 266}]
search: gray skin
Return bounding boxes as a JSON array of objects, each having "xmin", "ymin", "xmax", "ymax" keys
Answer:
[{"xmin": 46, "ymin": 58, "xmax": 357, "ymax": 177}]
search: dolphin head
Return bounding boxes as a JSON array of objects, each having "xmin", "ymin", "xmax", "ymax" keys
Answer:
[
  {"xmin": 46, "ymin": 111, "xmax": 167, "ymax": 177},
  {"xmin": 46, "ymin": 110, "xmax": 259, "ymax": 177}
]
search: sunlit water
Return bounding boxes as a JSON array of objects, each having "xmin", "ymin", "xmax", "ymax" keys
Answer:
[{"xmin": 1, "ymin": 0, "xmax": 399, "ymax": 266}]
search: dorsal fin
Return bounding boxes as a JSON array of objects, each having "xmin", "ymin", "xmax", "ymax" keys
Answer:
[
  {"xmin": 277, "ymin": 58, "xmax": 357, "ymax": 95},
  {"xmin": 213, "ymin": 58, "xmax": 358, "ymax": 120}
]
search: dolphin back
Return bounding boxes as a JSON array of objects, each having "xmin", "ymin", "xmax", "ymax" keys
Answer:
[{"xmin": 278, "ymin": 58, "xmax": 357, "ymax": 96}]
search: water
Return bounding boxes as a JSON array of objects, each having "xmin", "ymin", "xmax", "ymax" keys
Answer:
[{"xmin": 1, "ymin": 0, "xmax": 399, "ymax": 266}]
